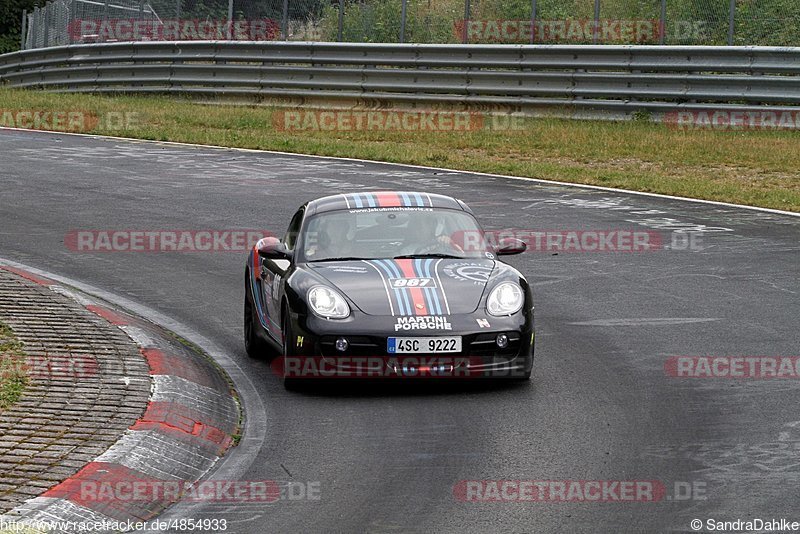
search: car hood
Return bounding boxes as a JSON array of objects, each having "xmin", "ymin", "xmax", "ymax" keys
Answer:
[{"xmin": 307, "ymin": 258, "xmax": 496, "ymax": 316}]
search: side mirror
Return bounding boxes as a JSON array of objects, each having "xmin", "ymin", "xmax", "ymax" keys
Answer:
[
  {"xmin": 256, "ymin": 237, "xmax": 292, "ymax": 261},
  {"xmin": 497, "ymin": 237, "xmax": 527, "ymax": 256}
]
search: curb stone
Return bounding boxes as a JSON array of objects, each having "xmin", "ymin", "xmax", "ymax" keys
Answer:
[{"xmin": 0, "ymin": 266, "xmax": 240, "ymax": 532}]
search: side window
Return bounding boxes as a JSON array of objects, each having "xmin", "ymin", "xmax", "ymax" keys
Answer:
[{"xmin": 284, "ymin": 209, "xmax": 304, "ymax": 250}]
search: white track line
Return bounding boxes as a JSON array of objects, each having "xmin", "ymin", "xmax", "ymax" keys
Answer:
[{"xmin": 1, "ymin": 126, "xmax": 798, "ymax": 218}]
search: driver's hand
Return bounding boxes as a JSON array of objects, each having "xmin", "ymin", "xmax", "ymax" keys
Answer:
[{"xmin": 437, "ymin": 235, "xmax": 464, "ymax": 253}]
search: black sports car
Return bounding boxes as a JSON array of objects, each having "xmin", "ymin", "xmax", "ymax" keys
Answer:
[{"xmin": 244, "ymin": 191, "xmax": 534, "ymax": 389}]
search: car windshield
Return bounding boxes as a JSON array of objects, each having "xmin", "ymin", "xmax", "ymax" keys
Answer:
[{"xmin": 301, "ymin": 208, "xmax": 491, "ymax": 262}]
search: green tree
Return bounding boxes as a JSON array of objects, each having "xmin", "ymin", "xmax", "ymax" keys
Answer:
[{"xmin": 1, "ymin": 0, "xmax": 39, "ymax": 53}]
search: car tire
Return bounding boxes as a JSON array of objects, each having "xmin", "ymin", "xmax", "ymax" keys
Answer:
[{"xmin": 244, "ymin": 273, "xmax": 268, "ymax": 358}]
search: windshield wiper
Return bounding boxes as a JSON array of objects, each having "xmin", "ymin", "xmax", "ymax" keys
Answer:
[
  {"xmin": 392, "ymin": 253, "xmax": 463, "ymax": 259},
  {"xmin": 309, "ymin": 257, "xmax": 368, "ymax": 262}
]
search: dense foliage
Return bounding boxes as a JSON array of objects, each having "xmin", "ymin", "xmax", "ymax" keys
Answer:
[
  {"xmin": 2, "ymin": 0, "xmax": 798, "ymax": 52},
  {"xmin": 1, "ymin": 0, "xmax": 38, "ymax": 53}
]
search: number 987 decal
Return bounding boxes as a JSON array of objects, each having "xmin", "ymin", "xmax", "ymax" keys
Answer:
[{"xmin": 389, "ymin": 277, "xmax": 436, "ymax": 288}]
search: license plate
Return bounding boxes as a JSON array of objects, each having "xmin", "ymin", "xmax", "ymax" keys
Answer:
[{"xmin": 387, "ymin": 337, "xmax": 462, "ymax": 354}]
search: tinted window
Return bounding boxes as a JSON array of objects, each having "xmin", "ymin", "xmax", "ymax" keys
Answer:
[
  {"xmin": 301, "ymin": 208, "xmax": 490, "ymax": 261},
  {"xmin": 284, "ymin": 208, "xmax": 304, "ymax": 250}
]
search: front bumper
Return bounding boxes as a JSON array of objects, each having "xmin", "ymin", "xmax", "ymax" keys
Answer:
[{"xmin": 284, "ymin": 310, "xmax": 534, "ymax": 379}]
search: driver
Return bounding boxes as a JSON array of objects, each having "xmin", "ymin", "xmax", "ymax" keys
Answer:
[
  {"xmin": 306, "ymin": 218, "xmax": 353, "ymax": 259},
  {"xmin": 399, "ymin": 215, "xmax": 463, "ymax": 256}
]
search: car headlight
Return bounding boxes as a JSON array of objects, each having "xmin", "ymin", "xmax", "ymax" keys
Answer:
[
  {"xmin": 486, "ymin": 282, "xmax": 524, "ymax": 316},
  {"xmin": 308, "ymin": 286, "xmax": 350, "ymax": 319}
]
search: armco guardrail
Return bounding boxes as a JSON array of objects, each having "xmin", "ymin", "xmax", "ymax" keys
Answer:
[{"xmin": 1, "ymin": 42, "xmax": 799, "ymax": 117}]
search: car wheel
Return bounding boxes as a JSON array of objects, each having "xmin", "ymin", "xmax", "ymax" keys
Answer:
[
  {"xmin": 282, "ymin": 307, "xmax": 303, "ymax": 391},
  {"xmin": 244, "ymin": 273, "xmax": 267, "ymax": 358}
]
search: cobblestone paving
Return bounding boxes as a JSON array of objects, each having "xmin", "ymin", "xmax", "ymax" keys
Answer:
[{"xmin": 0, "ymin": 269, "xmax": 150, "ymax": 512}]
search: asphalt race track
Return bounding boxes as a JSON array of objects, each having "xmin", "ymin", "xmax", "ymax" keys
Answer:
[{"xmin": 2, "ymin": 129, "xmax": 799, "ymax": 533}]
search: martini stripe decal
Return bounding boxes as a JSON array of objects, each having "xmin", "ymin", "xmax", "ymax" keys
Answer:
[
  {"xmin": 342, "ymin": 192, "xmax": 435, "ymax": 209},
  {"xmin": 364, "ymin": 259, "xmax": 453, "ymax": 316}
]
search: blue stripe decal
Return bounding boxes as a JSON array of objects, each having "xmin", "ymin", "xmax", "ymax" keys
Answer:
[
  {"xmin": 420, "ymin": 259, "xmax": 434, "ymax": 315},
  {"xmin": 365, "ymin": 193, "xmax": 376, "ymax": 207},
  {"xmin": 420, "ymin": 259, "xmax": 438, "ymax": 314},
  {"xmin": 432, "ymin": 259, "xmax": 443, "ymax": 314},
  {"xmin": 400, "ymin": 192, "xmax": 412, "ymax": 207},
  {"xmin": 353, "ymin": 193, "xmax": 363, "ymax": 208},
  {"xmin": 414, "ymin": 259, "xmax": 434, "ymax": 314},
  {"xmin": 423, "ymin": 258, "xmax": 443, "ymax": 315},
  {"xmin": 381, "ymin": 259, "xmax": 412, "ymax": 316},
  {"xmin": 368, "ymin": 260, "xmax": 399, "ymax": 315},
  {"xmin": 396, "ymin": 260, "xmax": 414, "ymax": 315},
  {"xmin": 390, "ymin": 260, "xmax": 413, "ymax": 315},
  {"xmin": 374, "ymin": 260, "xmax": 407, "ymax": 315},
  {"xmin": 250, "ymin": 259, "xmax": 267, "ymax": 328},
  {"xmin": 372, "ymin": 260, "xmax": 401, "ymax": 315},
  {"xmin": 250, "ymin": 255, "xmax": 280, "ymax": 333},
  {"xmin": 433, "ymin": 258, "xmax": 451, "ymax": 315},
  {"xmin": 413, "ymin": 192, "xmax": 425, "ymax": 206}
]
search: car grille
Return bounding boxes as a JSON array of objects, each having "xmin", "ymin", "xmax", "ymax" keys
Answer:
[{"xmin": 318, "ymin": 332, "xmax": 521, "ymax": 358}]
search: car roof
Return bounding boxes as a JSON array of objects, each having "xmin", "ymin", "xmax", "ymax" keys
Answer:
[{"xmin": 306, "ymin": 192, "xmax": 469, "ymax": 216}]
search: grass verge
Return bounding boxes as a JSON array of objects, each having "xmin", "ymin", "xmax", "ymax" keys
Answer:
[
  {"xmin": 0, "ymin": 322, "xmax": 27, "ymax": 410},
  {"xmin": 1, "ymin": 88, "xmax": 799, "ymax": 212}
]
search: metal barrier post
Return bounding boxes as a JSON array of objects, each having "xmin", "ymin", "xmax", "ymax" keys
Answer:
[
  {"xmin": 227, "ymin": 0, "xmax": 234, "ymax": 39},
  {"xmin": 281, "ymin": 0, "xmax": 288, "ymax": 40},
  {"xmin": 727, "ymin": 0, "xmax": 736, "ymax": 45},
  {"xmin": 69, "ymin": 0, "xmax": 76, "ymax": 44},
  {"xmin": 38, "ymin": 7, "xmax": 44, "ymax": 48},
  {"xmin": 659, "ymin": 0, "xmax": 666, "ymax": 45},
  {"xmin": 31, "ymin": 7, "xmax": 38, "ymax": 48},
  {"xmin": 462, "ymin": 0, "xmax": 470, "ymax": 44},
  {"xmin": 399, "ymin": 0, "xmax": 407, "ymax": 43},
  {"xmin": 337, "ymin": 0, "xmax": 344, "ymax": 42},
  {"xmin": 530, "ymin": 0, "xmax": 536, "ymax": 44},
  {"xmin": 43, "ymin": 4, "xmax": 50, "ymax": 48},
  {"xmin": 593, "ymin": 0, "xmax": 600, "ymax": 44},
  {"xmin": 21, "ymin": 10, "xmax": 28, "ymax": 50}
]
